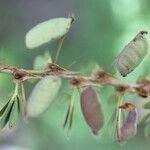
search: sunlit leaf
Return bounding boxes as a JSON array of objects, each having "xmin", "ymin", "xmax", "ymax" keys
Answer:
[
  {"xmin": 33, "ymin": 51, "xmax": 52, "ymax": 70},
  {"xmin": 27, "ymin": 76, "xmax": 61, "ymax": 117},
  {"xmin": 117, "ymin": 31, "xmax": 148, "ymax": 77},
  {"xmin": 8, "ymin": 97, "xmax": 20, "ymax": 128},
  {"xmin": 25, "ymin": 17, "xmax": 73, "ymax": 49},
  {"xmin": 80, "ymin": 86, "xmax": 104, "ymax": 135},
  {"xmin": 143, "ymin": 101, "xmax": 150, "ymax": 109}
]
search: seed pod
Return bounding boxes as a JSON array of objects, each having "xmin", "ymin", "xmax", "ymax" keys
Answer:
[
  {"xmin": 80, "ymin": 86, "xmax": 104, "ymax": 135},
  {"xmin": 117, "ymin": 31, "xmax": 148, "ymax": 77},
  {"xmin": 120, "ymin": 108, "xmax": 138, "ymax": 143},
  {"xmin": 27, "ymin": 76, "xmax": 61, "ymax": 117},
  {"xmin": 26, "ymin": 17, "xmax": 73, "ymax": 49}
]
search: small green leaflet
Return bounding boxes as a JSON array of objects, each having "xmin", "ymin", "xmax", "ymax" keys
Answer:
[
  {"xmin": 0, "ymin": 100, "xmax": 10, "ymax": 117},
  {"xmin": 0, "ymin": 100, "xmax": 13, "ymax": 129},
  {"xmin": 63, "ymin": 91, "xmax": 75, "ymax": 137},
  {"xmin": 19, "ymin": 83, "xmax": 27, "ymax": 117},
  {"xmin": 0, "ymin": 83, "xmax": 25, "ymax": 130},
  {"xmin": 0, "ymin": 97, "xmax": 21, "ymax": 129},
  {"xmin": 8, "ymin": 97, "xmax": 20, "ymax": 128},
  {"xmin": 27, "ymin": 76, "xmax": 61, "ymax": 117},
  {"xmin": 25, "ymin": 17, "xmax": 73, "ymax": 49},
  {"xmin": 143, "ymin": 101, "xmax": 150, "ymax": 109}
]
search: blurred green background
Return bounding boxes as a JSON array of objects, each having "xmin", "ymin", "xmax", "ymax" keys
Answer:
[{"xmin": 0, "ymin": 0, "xmax": 150, "ymax": 149}]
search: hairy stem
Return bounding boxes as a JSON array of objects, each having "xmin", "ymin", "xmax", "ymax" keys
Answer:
[{"xmin": 0, "ymin": 63, "xmax": 148, "ymax": 97}]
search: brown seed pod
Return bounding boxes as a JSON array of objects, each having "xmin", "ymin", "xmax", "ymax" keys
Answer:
[
  {"xmin": 80, "ymin": 86, "xmax": 104, "ymax": 135},
  {"xmin": 118, "ymin": 106, "xmax": 138, "ymax": 144},
  {"xmin": 117, "ymin": 31, "xmax": 148, "ymax": 77}
]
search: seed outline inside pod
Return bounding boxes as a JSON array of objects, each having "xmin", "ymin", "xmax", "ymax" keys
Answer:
[{"xmin": 117, "ymin": 31, "xmax": 148, "ymax": 77}]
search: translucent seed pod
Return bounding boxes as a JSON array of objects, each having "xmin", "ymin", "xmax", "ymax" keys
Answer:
[
  {"xmin": 80, "ymin": 86, "xmax": 104, "ymax": 135},
  {"xmin": 120, "ymin": 108, "xmax": 138, "ymax": 143},
  {"xmin": 27, "ymin": 76, "xmax": 61, "ymax": 117},
  {"xmin": 117, "ymin": 31, "xmax": 148, "ymax": 77},
  {"xmin": 26, "ymin": 17, "xmax": 73, "ymax": 49}
]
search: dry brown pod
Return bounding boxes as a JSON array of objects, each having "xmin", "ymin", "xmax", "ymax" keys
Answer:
[
  {"xmin": 118, "ymin": 103, "xmax": 138, "ymax": 144},
  {"xmin": 80, "ymin": 86, "xmax": 104, "ymax": 135}
]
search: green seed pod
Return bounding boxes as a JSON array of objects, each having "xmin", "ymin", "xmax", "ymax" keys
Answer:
[
  {"xmin": 27, "ymin": 76, "xmax": 61, "ymax": 117},
  {"xmin": 117, "ymin": 31, "xmax": 148, "ymax": 77},
  {"xmin": 80, "ymin": 86, "xmax": 104, "ymax": 135},
  {"xmin": 26, "ymin": 17, "xmax": 73, "ymax": 49}
]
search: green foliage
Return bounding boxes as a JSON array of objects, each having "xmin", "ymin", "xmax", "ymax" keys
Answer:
[
  {"xmin": 0, "ymin": 99, "xmax": 13, "ymax": 129},
  {"xmin": 0, "ymin": 83, "xmax": 24, "ymax": 129},
  {"xmin": 63, "ymin": 90, "xmax": 75, "ymax": 136},
  {"xmin": 8, "ymin": 96, "xmax": 20, "ymax": 128}
]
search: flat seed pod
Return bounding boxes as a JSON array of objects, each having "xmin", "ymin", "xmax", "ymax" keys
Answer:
[
  {"xmin": 26, "ymin": 17, "xmax": 73, "ymax": 49},
  {"xmin": 8, "ymin": 97, "xmax": 20, "ymax": 128},
  {"xmin": 117, "ymin": 31, "xmax": 148, "ymax": 77},
  {"xmin": 80, "ymin": 86, "xmax": 104, "ymax": 135},
  {"xmin": 119, "ymin": 108, "xmax": 138, "ymax": 143},
  {"xmin": 27, "ymin": 76, "xmax": 61, "ymax": 117}
]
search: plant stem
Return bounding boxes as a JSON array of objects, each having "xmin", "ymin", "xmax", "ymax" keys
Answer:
[
  {"xmin": 54, "ymin": 36, "xmax": 66, "ymax": 63},
  {"xmin": 0, "ymin": 63, "xmax": 147, "ymax": 97},
  {"xmin": 116, "ymin": 94, "xmax": 123, "ymax": 143}
]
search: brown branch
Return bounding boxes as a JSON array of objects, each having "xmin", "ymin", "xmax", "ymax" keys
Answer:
[{"xmin": 0, "ymin": 63, "xmax": 149, "ymax": 97}]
